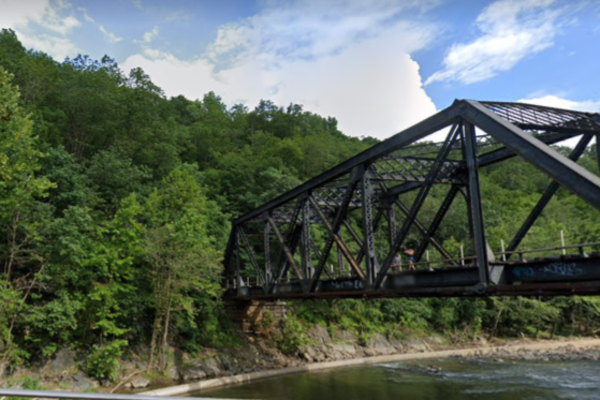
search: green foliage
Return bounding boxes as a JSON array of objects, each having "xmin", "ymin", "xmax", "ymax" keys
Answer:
[
  {"xmin": 6, "ymin": 376, "xmax": 43, "ymax": 400},
  {"xmin": 259, "ymin": 310, "xmax": 275, "ymax": 331},
  {"xmin": 85, "ymin": 339, "xmax": 127, "ymax": 381},
  {"xmin": 275, "ymin": 313, "xmax": 310, "ymax": 355}
]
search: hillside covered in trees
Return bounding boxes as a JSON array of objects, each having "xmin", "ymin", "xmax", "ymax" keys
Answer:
[{"xmin": 1, "ymin": 28, "xmax": 600, "ymax": 381}]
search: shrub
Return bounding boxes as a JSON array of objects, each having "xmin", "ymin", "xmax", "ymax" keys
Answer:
[
  {"xmin": 85, "ymin": 340, "xmax": 127, "ymax": 381},
  {"xmin": 275, "ymin": 313, "xmax": 309, "ymax": 355}
]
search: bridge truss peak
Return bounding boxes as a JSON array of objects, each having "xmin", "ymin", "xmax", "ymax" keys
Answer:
[{"xmin": 224, "ymin": 99, "xmax": 600, "ymax": 300}]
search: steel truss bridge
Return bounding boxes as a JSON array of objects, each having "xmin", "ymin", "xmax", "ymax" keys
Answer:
[{"xmin": 223, "ymin": 100, "xmax": 600, "ymax": 299}]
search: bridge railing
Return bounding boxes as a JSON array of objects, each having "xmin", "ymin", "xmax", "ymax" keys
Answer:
[{"xmin": 224, "ymin": 241, "xmax": 600, "ymax": 289}]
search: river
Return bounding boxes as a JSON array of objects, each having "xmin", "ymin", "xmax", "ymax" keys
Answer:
[{"xmin": 198, "ymin": 357, "xmax": 600, "ymax": 400}]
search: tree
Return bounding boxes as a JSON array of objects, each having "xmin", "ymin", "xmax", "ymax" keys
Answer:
[
  {"xmin": 142, "ymin": 165, "xmax": 225, "ymax": 369},
  {"xmin": 0, "ymin": 67, "xmax": 54, "ymax": 367}
]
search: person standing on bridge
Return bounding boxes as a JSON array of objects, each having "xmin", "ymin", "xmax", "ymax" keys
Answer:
[
  {"xmin": 405, "ymin": 249, "xmax": 416, "ymax": 271},
  {"xmin": 392, "ymin": 252, "xmax": 402, "ymax": 272}
]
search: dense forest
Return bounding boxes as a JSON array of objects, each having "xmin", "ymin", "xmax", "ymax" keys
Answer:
[{"xmin": 1, "ymin": 28, "xmax": 600, "ymax": 381}]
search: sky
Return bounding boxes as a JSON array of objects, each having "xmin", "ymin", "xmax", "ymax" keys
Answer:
[{"xmin": 2, "ymin": 0, "xmax": 600, "ymax": 140}]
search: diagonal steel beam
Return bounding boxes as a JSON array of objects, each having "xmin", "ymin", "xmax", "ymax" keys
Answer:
[
  {"xmin": 506, "ymin": 134, "xmax": 593, "ymax": 257},
  {"xmin": 414, "ymin": 185, "xmax": 460, "ymax": 263},
  {"xmin": 238, "ymin": 226, "xmax": 266, "ymax": 291},
  {"xmin": 277, "ymin": 224, "xmax": 303, "ymax": 282},
  {"xmin": 384, "ymin": 181, "xmax": 433, "ymax": 199},
  {"xmin": 393, "ymin": 198, "xmax": 455, "ymax": 261},
  {"xmin": 375, "ymin": 124, "xmax": 460, "ymax": 288},
  {"xmin": 272, "ymin": 201, "xmax": 302, "ymax": 282},
  {"xmin": 323, "ymin": 205, "xmax": 365, "ymax": 254},
  {"xmin": 342, "ymin": 220, "xmax": 364, "ymax": 255},
  {"xmin": 462, "ymin": 100, "xmax": 600, "ymax": 211},
  {"xmin": 223, "ymin": 226, "xmax": 237, "ymax": 280},
  {"xmin": 478, "ymin": 131, "xmax": 581, "ymax": 168},
  {"xmin": 234, "ymin": 110, "xmax": 461, "ymax": 226},
  {"xmin": 266, "ymin": 215, "xmax": 306, "ymax": 291},
  {"xmin": 308, "ymin": 191, "xmax": 366, "ymax": 288}
]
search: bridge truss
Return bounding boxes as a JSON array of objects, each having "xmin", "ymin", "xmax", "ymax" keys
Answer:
[{"xmin": 223, "ymin": 99, "xmax": 600, "ymax": 299}]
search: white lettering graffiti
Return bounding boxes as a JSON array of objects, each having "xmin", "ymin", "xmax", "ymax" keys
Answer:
[{"xmin": 542, "ymin": 262, "xmax": 583, "ymax": 277}]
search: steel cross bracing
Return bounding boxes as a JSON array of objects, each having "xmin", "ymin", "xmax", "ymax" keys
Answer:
[{"xmin": 223, "ymin": 99, "xmax": 600, "ymax": 300}]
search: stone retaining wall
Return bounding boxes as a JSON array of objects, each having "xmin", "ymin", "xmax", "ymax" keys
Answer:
[{"xmin": 224, "ymin": 300, "xmax": 287, "ymax": 332}]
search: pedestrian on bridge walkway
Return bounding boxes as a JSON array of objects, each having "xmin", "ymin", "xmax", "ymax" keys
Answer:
[
  {"xmin": 405, "ymin": 248, "xmax": 415, "ymax": 271},
  {"xmin": 392, "ymin": 252, "xmax": 402, "ymax": 272}
]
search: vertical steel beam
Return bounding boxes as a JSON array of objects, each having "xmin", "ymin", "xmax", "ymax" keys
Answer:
[
  {"xmin": 337, "ymin": 240, "xmax": 344, "ymax": 276},
  {"xmin": 463, "ymin": 121, "xmax": 489, "ymax": 287},
  {"xmin": 507, "ymin": 134, "xmax": 593, "ymax": 256},
  {"xmin": 361, "ymin": 165, "xmax": 378, "ymax": 287},
  {"xmin": 388, "ymin": 203, "xmax": 396, "ymax": 247},
  {"xmin": 358, "ymin": 208, "xmax": 384, "ymax": 265},
  {"xmin": 300, "ymin": 196, "xmax": 312, "ymax": 280},
  {"xmin": 263, "ymin": 214, "xmax": 271, "ymax": 286},
  {"xmin": 375, "ymin": 124, "xmax": 460, "ymax": 288},
  {"xmin": 597, "ymin": 134, "xmax": 600, "ymax": 173},
  {"xmin": 234, "ymin": 227, "xmax": 242, "ymax": 294}
]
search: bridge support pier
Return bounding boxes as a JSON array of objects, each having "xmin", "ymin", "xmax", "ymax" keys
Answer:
[{"xmin": 224, "ymin": 300, "xmax": 287, "ymax": 332}]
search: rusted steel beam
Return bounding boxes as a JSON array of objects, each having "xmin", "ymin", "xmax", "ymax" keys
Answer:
[
  {"xmin": 267, "ymin": 215, "xmax": 305, "ymax": 284},
  {"xmin": 308, "ymin": 194, "xmax": 366, "ymax": 282}
]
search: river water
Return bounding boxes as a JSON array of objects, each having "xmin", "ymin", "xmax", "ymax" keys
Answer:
[{"xmin": 199, "ymin": 358, "xmax": 600, "ymax": 400}]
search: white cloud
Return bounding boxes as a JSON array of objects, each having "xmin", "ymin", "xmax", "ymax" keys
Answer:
[
  {"xmin": 0, "ymin": 0, "xmax": 80, "ymax": 60},
  {"xmin": 518, "ymin": 94, "xmax": 600, "ymax": 113},
  {"xmin": 80, "ymin": 8, "xmax": 95, "ymax": 23},
  {"xmin": 208, "ymin": 0, "xmax": 437, "ymax": 68},
  {"xmin": 99, "ymin": 24, "xmax": 122, "ymax": 43},
  {"xmin": 426, "ymin": 0, "xmax": 562, "ymax": 85},
  {"xmin": 123, "ymin": 0, "xmax": 439, "ymax": 139},
  {"xmin": 141, "ymin": 26, "xmax": 159, "ymax": 44},
  {"xmin": 78, "ymin": 6, "xmax": 122, "ymax": 44}
]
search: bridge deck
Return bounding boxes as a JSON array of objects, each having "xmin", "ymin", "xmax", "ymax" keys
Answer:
[{"xmin": 226, "ymin": 254, "xmax": 600, "ymax": 299}]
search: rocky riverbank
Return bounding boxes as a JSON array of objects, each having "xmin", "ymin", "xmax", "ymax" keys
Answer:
[
  {"xmin": 0, "ymin": 327, "xmax": 454, "ymax": 393},
  {"xmin": 2, "ymin": 331, "xmax": 599, "ymax": 394}
]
